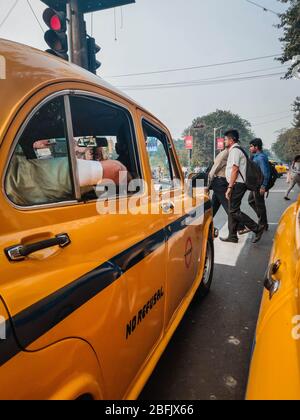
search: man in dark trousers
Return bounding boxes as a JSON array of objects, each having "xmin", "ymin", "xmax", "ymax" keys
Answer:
[
  {"xmin": 221, "ymin": 130, "xmax": 265, "ymax": 244},
  {"xmin": 208, "ymin": 148, "xmax": 229, "ymax": 217},
  {"xmin": 249, "ymin": 138, "xmax": 270, "ymax": 231},
  {"xmin": 208, "ymin": 147, "xmax": 246, "ymax": 234}
]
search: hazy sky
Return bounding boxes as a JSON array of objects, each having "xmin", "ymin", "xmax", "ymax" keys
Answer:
[{"xmin": 0, "ymin": 0, "xmax": 298, "ymax": 148}]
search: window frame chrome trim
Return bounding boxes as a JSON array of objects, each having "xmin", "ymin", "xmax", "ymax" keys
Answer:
[
  {"xmin": 2, "ymin": 88, "xmax": 145, "ymax": 211},
  {"xmin": 68, "ymin": 90, "xmax": 146, "ymax": 204},
  {"xmin": 70, "ymin": 90, "xmax": 143, "ymax": 183},
  {"xmin": 2, "ymin": 90, "xmax": 80, "ymax": 211},
  {"xmin": 64, "ymin": 95, "xmax": 81, "ymax": 201},
  {"xmin": 141, "ymin": 117, "xmax": 183, "ymax": 193}
]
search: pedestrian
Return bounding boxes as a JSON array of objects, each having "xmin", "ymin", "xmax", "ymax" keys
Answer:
[
  {"xmin": 208, "ymin": 148, "xmax": 229, "ymax": 217},
  {"xmin": 207, "ymin": 147, "xmax": 246, "ymax": 234},
  {"xmin": 285, "ymin": 155, "xmax": 300, "ymax": 200},
  {"xmin": 248, "ymin": 138, "xmax": 270, "ymax": 231},
  {"xmin": 220, "ymin": 129, "xmax": 265, "ymax": 244}
]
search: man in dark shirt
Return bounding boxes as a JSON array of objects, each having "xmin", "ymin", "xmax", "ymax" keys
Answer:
[{"xmin": 249, "ymin": 138, "xmax": 271, "ymax": 231}]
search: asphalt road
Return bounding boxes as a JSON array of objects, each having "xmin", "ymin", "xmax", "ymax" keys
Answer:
[{"xmin": 140, "ymin": 177, "xmax": 299, "ymax": 401}]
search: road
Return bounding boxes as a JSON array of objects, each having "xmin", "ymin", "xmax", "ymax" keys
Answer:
[{"xmin": 140, "ymin": 177, "xmax": 298, "ymax": 401}]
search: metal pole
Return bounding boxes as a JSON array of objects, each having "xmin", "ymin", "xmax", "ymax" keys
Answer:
[
  {"xmin": 69, "ymin": 0, "xmax": 88, "ymax": 69},
  {"xmin": 66, "ymin": 1, "xmax": 73, "ymax": 63},
  {"xmin": 213, "ymin": 128, "xmax": 216, "ymax": 161},
  {"xmin": 189, "ymin": 128, "xmax": 192, "ymax": 171}
]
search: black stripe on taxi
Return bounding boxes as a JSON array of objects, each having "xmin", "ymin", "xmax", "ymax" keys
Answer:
[{"xmin": 0, "ymin": 201, "xmax": 211, "ymax": 367}]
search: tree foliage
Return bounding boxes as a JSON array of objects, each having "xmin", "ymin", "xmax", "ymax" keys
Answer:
[
  {"xmin": 173, "ymin": 139, "xmax": 190, "ymax": 168},
  {"xmin": 272, "ymin": 127, "xmax": 300, "ymax": 161},
  {"xmin": 293, "ymin": 96, "xmax": 300, "ymax": 128},
  {"xmin": 277, "ymin": 0, "xmax": 300, "ymax": 79},
  {"xmin": 183, "ymin": 110, "xmax": 254, "ymax": 168}
]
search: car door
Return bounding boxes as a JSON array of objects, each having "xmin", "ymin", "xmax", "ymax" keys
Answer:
[
  {"xmin": 0, "ymin": 86, "xmax": 167, "ymax": 399},
  {"xmin": 138, "ymin": 111, "xmax": 205, "ymax": 327}
]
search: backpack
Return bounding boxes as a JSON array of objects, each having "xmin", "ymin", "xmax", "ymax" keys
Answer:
[
  {"xmin": 266, "ymin": 161, "xmax": 279, "ymax": 191},
  {"xmin": 235, "ymin": 146, "xmax": 264, "ymax": 191}
]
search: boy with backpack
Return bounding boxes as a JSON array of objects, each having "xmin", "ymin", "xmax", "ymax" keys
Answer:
[
  {"xmin": 248, "ymin": 138, "xmax": 272, "ymax": 232},
  {"xmin": 221, "ymin": 130, "xmax": 265, "ymax": 244}
]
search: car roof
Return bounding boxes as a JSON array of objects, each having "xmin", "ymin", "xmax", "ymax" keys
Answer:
[{"xmin": 0, "ymin": 39, "xmax": 162, "ymax": 145}]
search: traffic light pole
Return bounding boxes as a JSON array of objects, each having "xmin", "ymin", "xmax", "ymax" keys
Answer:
[
  {"xmin": 66, "ymin": 0, "xmax": 88, "ymax": 69},
  {"xmin": 42, "ymin": 0, "xmax": 135, "ymax": 73}
]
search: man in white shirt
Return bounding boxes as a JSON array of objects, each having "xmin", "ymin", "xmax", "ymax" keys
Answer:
[
  {"xmin": 285, "ymin": 155, "xmax": 300, "ymax": 200},
  {"xmin": 221, "ymin": 130, "xmax": 264, "ymax": 244}
]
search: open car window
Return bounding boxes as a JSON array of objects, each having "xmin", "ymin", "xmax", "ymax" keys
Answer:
[
  {"xmin": 69, "ymin": 95, "xmax": 141, "ymax": 199},
  {"xmin": 5, "ymin": 96, "xmax": 75, "ymax": 207},
  {"xmin": 142, "ymin": 120, "xmax": 179, "ymax": 192}
]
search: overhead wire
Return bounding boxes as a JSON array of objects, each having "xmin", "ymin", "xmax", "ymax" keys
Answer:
[
  {"xmin": 249, "ymin": 109, "xmax": 293, "ymax": 119},
  {"xmin": 252, "ymin": 114, "xmax": 293, "ymax": 126},
  {"xmin": 244, "ymin": 0, "xmax": 281, "ymax": 17},
  {"xmin": 117, "ymin": 71, "xmax": 285, "ymax": 91},
  {"xmin": 0, "ymin": 0, "xmax": 20, "ymax": 30},
  {"xmin": 26, "ymin": 0, "xmax": 44, "ymax": 34},
  {"xmin": 105, "ymin": 54, "xmax": 281, "ymax": 78}
]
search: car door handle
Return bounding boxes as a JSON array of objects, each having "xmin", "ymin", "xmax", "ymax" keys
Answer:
[
  {"xmin": 264, "ymin": 260, "xmax": 281, "ymax": 300},
  {"xmin": 161, "ymin": 202, "xmax": 175, "ymax": 214},
  {"xmin": 5, "ymin": 233, "xmax": 71, "ymax": 262}
]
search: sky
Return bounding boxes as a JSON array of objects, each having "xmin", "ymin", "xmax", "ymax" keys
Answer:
[{"xmin": 0, "ymin": 0, "xmax": 298, "ymax": 148}]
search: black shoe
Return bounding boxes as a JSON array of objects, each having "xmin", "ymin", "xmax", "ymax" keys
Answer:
[
  {"xmin": 284, "ymin": 197, "xmax": 291, "ymax": 201},
  {"xmin": 220, "ymin": 237, "xmax": 238, "ymax": 244},
  {"xmin": 252, "ymin": 225, "xmax": 265, "ymax": 244}
]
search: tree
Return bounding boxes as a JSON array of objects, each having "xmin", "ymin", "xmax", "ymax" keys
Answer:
[
  {"xmin": 173, "ymin": 139, "xmax": 189, "ymax": 168},
  {"xmin": 183, "ymin": 110, "xmax": 254, "ymax": 168},
  {"xmin": 293, "ymin": 96, "xmax": 300, "ymax": 128},
  {"xmin": 277, "ymin": 0, "xmax": 300, "ymax": 79},
  {"xmin": 272, "ymin": 127, "xmax": 300, "ymax": 161}
]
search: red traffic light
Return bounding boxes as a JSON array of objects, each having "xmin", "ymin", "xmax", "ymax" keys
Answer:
[
  {"xmin": 43, "ymin": 8, "xmax": 66, "ymax": 32},
  {"xmin": 50, "ymin": 14, "xmax": 62, "ymax": 31},
  {"xmin": 43, "ymin": 7, "xmax": 68, "ymax": 60}
]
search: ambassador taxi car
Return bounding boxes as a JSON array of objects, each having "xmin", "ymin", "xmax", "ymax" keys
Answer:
[
  {"xmin": 270, "ymin": 160, "xmax": 288, "ymax": 177},
  {"xmin": 0, "ymin": 39, "xmax": 214, "ymax": 400},
  {"xmin": 247, "ymin": 195, "xmax": 300, "ymax": 400}
]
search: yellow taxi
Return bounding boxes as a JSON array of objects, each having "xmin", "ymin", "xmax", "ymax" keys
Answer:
[
  {"xmin": 247, "ymin": 195, "xmax": 300, "ymax": 400},
  {"xmin": 270, "ymin": 160, "xmax": 288, "ymax": 177},
  {"xmin": 0, "ymin": 39, "xmax": 214, "ymax": 400}
]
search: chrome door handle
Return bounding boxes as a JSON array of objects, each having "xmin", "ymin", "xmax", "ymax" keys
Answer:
[
  {"xmin": 161, "ymin": 202, "xmax": 175, "ymax": 213},
  {"xmin": 5, "ymin": 233, "xmax": 71, "ymax": 262},
  {"xmin": 264, "ymin": 260, "xmax": 281, "ymax": 300}
]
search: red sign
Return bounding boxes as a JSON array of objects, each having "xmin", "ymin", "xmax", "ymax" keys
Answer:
[
  {"xmin": 217, "ymin": 137, "xmax": 225, "ymax": 151},
  {"xmin": 184, "ymin": 136, "xmax": 193, "ymax": 150}
]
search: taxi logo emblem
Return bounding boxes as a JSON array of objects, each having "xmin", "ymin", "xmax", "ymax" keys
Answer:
[{"xmin": 185, "ymin": 238, "xmax": 193, "ymax": 269}]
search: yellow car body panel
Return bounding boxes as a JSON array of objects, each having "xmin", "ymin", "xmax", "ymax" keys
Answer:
[
  {"xmin": 247, "ymin": 196, "xmax": 300, "ymax": 400},
  {"xmin": 0, "ymin": 39, "xmax": 213, "ymax": 400},
  {"xmin": 276, "ymin": 164, "xmax": 288, "ymax": 175},
  {"xmin": 270, "ymin": 161, "xmax": 288, "ymax": 175}
]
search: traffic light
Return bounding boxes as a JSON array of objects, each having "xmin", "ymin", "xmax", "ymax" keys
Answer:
[
  {"xmin": 87, "ymin": 36, "xmax": 101, "ymax": 74},
  {"xmin": 43, "ymin": 7, "xmax": 68, "ymax": 61}
]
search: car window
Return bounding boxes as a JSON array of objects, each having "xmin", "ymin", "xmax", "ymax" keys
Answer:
[
  {"xmin": 142, "ymin": 120, "xmax": 179, "ymax": 191},
  {"xmin": 69, "ymin": 95, "xmax": 141, "ymax": 199},
  {"xmin": 5, "ymin": 96, "xmax": 75, "ymax": 207}
]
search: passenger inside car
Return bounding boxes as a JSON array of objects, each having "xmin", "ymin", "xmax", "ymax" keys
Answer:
[
  {"xmin": 4, "ymin": 95, "xmax": 140, "ymax": 206},
  {"xmin": 5, "ymin": 151, "xmax": 129, "ymax": 207}
]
